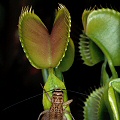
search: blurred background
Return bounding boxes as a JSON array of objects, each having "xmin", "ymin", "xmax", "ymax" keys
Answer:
[{"xmin": 0, "ymin": 0, "xmax": 120, "ymax": 119}]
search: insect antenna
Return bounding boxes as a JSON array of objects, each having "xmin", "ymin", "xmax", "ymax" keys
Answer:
[
  {"xmin": 2, "ymin": 87, "xmax": 54, "ymax": 112},
  {"xmin": 2, "ymin": 92, "xmax": 43, "ymax": 112},
  {"xmin": 66, "ymin": 89, "xmax": 89, "ymax": 97}
]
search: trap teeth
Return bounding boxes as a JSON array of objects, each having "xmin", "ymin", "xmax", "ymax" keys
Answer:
[
  {"xmin": 83, "ymin": 87, "xmax": 104, "ymax": 120},
  {"xmin": 79, "ymin": 32, "xmax": 104, "ymax": 66},
  {"xmin": 79, "ymin": 33, "xmax": 93, "ymax": 66}
]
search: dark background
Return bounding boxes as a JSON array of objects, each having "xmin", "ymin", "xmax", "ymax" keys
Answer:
[{"xmin": 0, "ymin": 0, "xmax": 120, "ymax": 120}]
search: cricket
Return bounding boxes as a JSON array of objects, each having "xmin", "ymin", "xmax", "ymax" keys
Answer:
[{"xmin": 37, "ymin": 88, "xmax": 75, "ymax": 120}]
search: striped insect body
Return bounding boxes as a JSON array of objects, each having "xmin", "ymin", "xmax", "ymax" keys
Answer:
[{"xmin": 38, "ymin": 89, "xmax": 75, "ymax": 120}]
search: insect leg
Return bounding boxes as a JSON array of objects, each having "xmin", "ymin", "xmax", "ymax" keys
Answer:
[
  {"xmin": 40, "ymin": 83, "xmax": 51, "ymax": 102},
  {"xmin": 63, "ymin": 99, "xmax": 75, "ymax": 120},
  {"xmin": 63, "ymin": 99, "xmax": 73, "ymax": 109},
  {"xmin": 63, "ymin": 115, "xmax": 67, "ymax": 120},
  {"xmin": 64, "ymin": 110, "xmax": 75, "ymax": 120},
  {"xmin": 37, "ymin": 110, "xmax": 49, "ymax": 120}
]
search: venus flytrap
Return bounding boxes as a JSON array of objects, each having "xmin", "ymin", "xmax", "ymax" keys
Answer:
[
  {"xmin": 110, "ymin": 79, "xmax": 120, "ymax": 93},
  {"xmin": 80, "ymin": 8, "xmax": 120, "ymax": 120},
  {"xmin": 18, "ymin": 3, "xmax": 74, "ymax": 120},
  {"xmin": 18, "ymin": 3, "xmax": 120, "ymax": 119},
  {"xmin": 19, "ymin": 4, "xmax": 71, "ymax": 69}
]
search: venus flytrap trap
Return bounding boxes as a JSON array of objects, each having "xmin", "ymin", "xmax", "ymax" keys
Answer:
[
  {"xmin": 18, "ymin": 3, "xmax": 75, "ymax": 120},
  {"xmin": 18, "ymin": 3, "xmax": 120, "ymax": 119},
  {"xmin": 80, "ymin": 8, "xmax": 120, "ymax": 120},
  {"xmin": 19, "ymin": 4, "xmax": 71, "ymax": 69}
]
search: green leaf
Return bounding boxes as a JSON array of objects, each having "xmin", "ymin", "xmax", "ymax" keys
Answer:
[
  {"xmin": 80, "ymin": 8, "xmax": 119, "ymax": 78},
  {"xmin": 108, "ymin": 86, "xmax": 120, "ymax": 120},
  {"xmin": 43, "ymin": 69, "xmax": 66, "ymax": 109},
  {"xmin": 101, "ymin": 58, "xmax": 110, "ymax": 85},
  {"xmin": 58, "ymin": 38, "xmax": 75, "ymax": 72},
  {"xmin": 79, "ymin": 33, "xmax": 104, "ymax": 66},
  {"xmin": 84, "ymin": 8, "xmax": 120, "ymax": 66},
  {"xmin": 83, "ymin": 87, "xmax": 106, "ymax": 120},
  {"xmin": 42, "ymin": 69, "xmax": 72, "ymax": 120},
  {"xmin": 41, "ymin": 68, "xmax": 64, "ymax": 83},
  {"xmin": 110, "ymin": 78, "xmax": 120, "ymax": 93},
  {"xmin": 82, "ymin": 9, "xmax": 91, "ymax": 33},
  {"xmin": 18, "ymin": 4, "xmax": 71, "ymax": 69}
]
